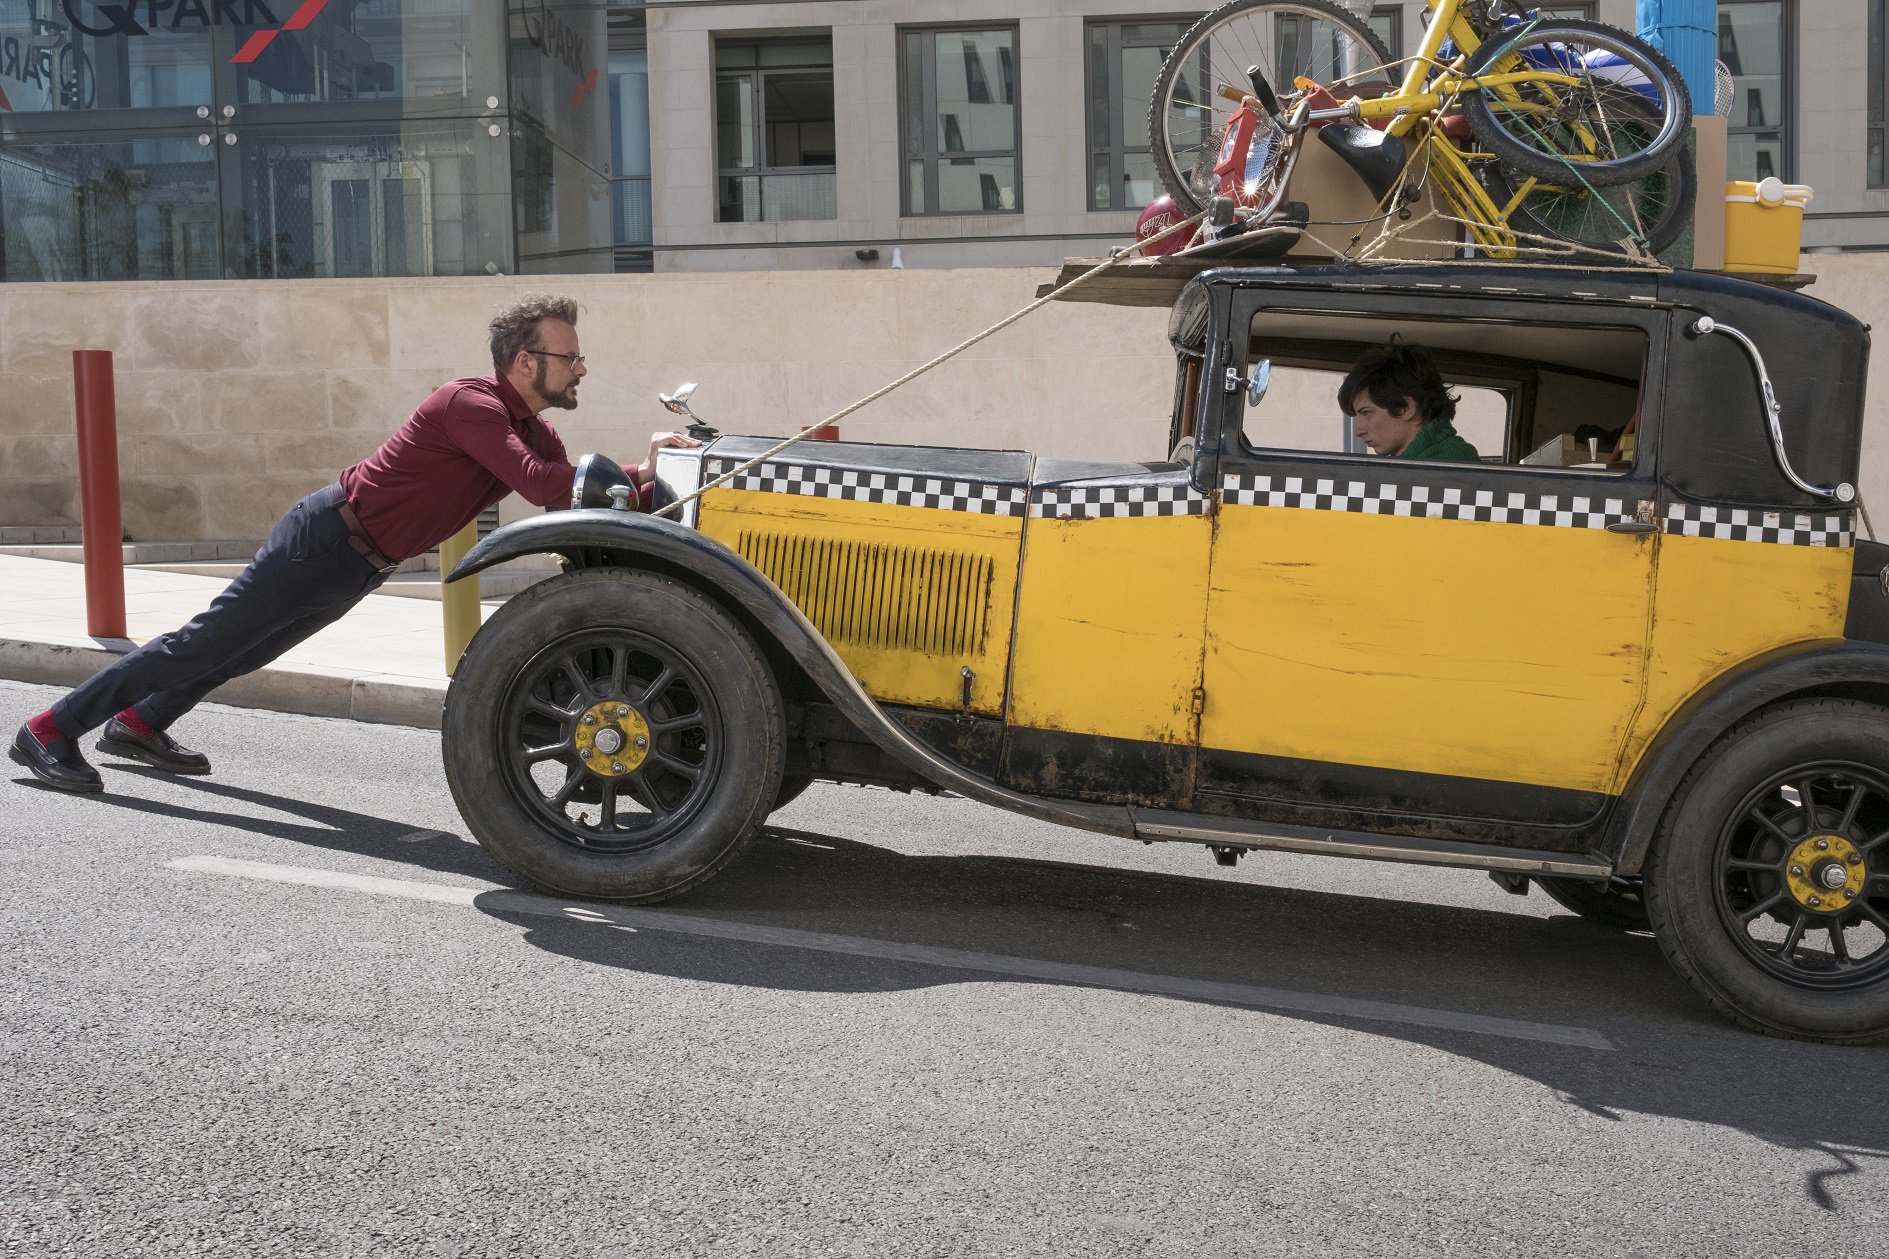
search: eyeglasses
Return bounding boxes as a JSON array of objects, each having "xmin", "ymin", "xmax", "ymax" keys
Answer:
[{"xmin": 525, "ymin": 348, "xmax": 586, "ymax": 368}]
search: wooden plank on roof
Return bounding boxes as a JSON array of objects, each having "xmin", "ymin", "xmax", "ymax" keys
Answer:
[{"xmin": 1034, "ymin": 257, "xmax": 1213, "ymax": 307}]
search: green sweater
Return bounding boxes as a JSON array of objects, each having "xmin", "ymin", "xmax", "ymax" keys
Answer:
[{"xmin": 1401, "ymin": 418, "xmax": 1479, "ymax": 462}]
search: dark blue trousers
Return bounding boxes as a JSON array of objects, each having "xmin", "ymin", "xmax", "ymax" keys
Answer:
[{"xmin": 51, "ymin": 486, "xmax": 391, "ymax": 738}]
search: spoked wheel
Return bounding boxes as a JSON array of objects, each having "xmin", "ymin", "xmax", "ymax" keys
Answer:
[
  {"xmin": 1463, "ymin": 19, "xmax": 1690, "ymax": 187},
  {"xmin": 498, "ymin": 629, "xmax": 723, "ymax": 853},
  {"xmin": 1478, "ymin": 93, "xmax": 1696, "ymax": 257},
  {"xmin": 1645, "ymin": 700, "xmax": 1889, "ymax": 1043},
  {"xmin": 443, "ymin": 568, "xmax": 785, "ymax": 904},
  {"xmin": 1148, "ymin": 0, "xmax": 1392, "ymax": 213}
]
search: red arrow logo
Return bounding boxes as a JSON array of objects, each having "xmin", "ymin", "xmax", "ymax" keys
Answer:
[
  {"xmin": 231, "ymin": 0, "xmax": 334, "ymax": 64},
  {"xmin": 573, "ymin": 66, "xmax": 599, "ymax": 110}
]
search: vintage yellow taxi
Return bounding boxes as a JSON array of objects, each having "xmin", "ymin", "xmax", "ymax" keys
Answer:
[{"xmin": 443, "ymin": 262, "xmax": 1888, "ymax": 1044}]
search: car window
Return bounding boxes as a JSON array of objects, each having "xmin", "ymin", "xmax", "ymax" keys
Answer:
[
  {"xmin": 1242, "ymin": 362, "xmax": 1510, "ymax": 459},
  {"xmin": 1239, "ymin": 309, "xmax": 1647, "ymax": 472}
]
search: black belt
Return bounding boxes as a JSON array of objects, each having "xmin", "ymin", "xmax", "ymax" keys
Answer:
[{"xmin": 318, "ymin": 483, "xmax": 399, "ymax": 573}]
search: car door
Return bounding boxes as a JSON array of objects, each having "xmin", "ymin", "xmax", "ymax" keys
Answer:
[
  {"xmin": 1000, "ymin": 458, "xmax": 1215, "ymax": 806},
  {"xmin": 1194, "ymin": 291, "xmax": 1668, "ymax": 838}
]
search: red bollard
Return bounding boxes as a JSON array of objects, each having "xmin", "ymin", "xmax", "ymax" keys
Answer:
[{"xmin": 73, "ymin": 350, "xmax": 126, "ymax": 639}]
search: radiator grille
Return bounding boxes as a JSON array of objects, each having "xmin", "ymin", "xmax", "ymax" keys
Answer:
[{"xmin": 736, "ymin": 530, "xmax": 994, "ymax": 657}]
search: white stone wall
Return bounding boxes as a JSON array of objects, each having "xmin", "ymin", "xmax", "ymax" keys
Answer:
[
  {"xmin": 0, "ymin": 269, "xmax": 1173, "ymax": 539},
  {"xmin": 2, "ymin": 258, "xmax": 1885, "ymax": 542}
]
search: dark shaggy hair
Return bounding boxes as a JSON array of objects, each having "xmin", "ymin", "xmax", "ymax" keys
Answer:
[
  {"xmin": 1338, "ymin": 344, "xmax": 1459, "ymax": 425},
  {"xmin": 489, "ymin": 294, "xmax": 581, "ymax": 374}
]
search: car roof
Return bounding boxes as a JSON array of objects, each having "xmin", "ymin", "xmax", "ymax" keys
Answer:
[{"xmin": 1191, "ymin": 262, "xmax": 1853, "ymax": 331}]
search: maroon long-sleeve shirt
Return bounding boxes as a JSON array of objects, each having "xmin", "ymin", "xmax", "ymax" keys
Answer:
[{"xmin": 339, "ymin": 374, "xmax": 577, "ymax": 563}]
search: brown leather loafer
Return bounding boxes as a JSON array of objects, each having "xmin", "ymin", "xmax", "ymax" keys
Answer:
[
  {"xmin": 97, "ymin": 718, "xmax": 212, "ymax": 775},
  {"xmin": 10, "ymin": 724, "xmax": 104, "ymax": 793}
]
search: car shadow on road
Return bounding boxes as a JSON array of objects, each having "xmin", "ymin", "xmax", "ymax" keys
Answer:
[
  {"xmin": 59, "ymin": 769, "xmax": 1887, "ymax": 1199},
  {"xmin": 71, "ymin": 764, "xmax": 513, "ymax": 884},
  {"xmin": 475, "ymin": 825, "xmax": 1888, "ymax": 1203}
]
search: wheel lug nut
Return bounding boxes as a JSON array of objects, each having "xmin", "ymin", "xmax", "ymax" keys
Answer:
[
  {"xmin": 611, "ymin": 761, "xmax": 626, "ymax": 774},
  {"xmin": 1816, "ymin": 838, "xmax": 1830, "ymax": 851},
  {"xmin": 616, "ymin": 706, "xmax": 629, "ymax": 717},
  {"xmin": 1849, "ymin": 852, "xmax": 1865, "ymax": 865},
  {"xmin": 1791, "ymin": 865, "xmax": 1804, "ymax": 876},
  {"xmin": 582, "ymin": 713, "xmax": 596, "ymax": 725},
  {"xmin": 1809, "ymin": 895, "xmax": 1822, "ymax": 907},
  {"xmin": 633, "ymin": 735, "xmax": 648, "ymax": 748}
]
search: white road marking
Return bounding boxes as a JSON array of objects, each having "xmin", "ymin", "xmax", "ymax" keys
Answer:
[{"xmin": 168, "ymin": 855, "xmax": 1616, "ymax": 1051}]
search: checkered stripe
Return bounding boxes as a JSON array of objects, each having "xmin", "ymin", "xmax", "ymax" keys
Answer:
[
  {"xmin": 1664, "ymin": 503, "xmax": 1854, "ymax": 547},
  {"xmin": 1222, "ymin": 474, "xmax": 1634, "ymax": 529},
  {"xmin": 1030, "ymin": 480, "xmax": 1209, "ymax": 520},
  {"xmin": 706, "ymin": 459, "xmax": 1026, "ymax": 517}
]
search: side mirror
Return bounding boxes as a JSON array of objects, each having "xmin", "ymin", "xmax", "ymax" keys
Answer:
[{"xmin": 1246, "ymin": 357, "xmax": 1272, "ymax": 408}]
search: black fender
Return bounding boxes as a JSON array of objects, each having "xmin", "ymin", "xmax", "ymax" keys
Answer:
[
  {"xmin": 447, "ymin": 510, "xmax": 1134, "ymax": 839},
  {"xmin": 1608, "ymin": 639, "xmax": 1889, "ymax": 874}
]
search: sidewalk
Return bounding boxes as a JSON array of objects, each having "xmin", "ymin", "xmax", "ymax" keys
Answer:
[{"xmin": 0, "ymin": 553, "xmax": 495, "ymax": 730}]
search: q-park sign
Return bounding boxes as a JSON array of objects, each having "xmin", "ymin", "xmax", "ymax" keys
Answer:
[{"xmin": 57, "ymin": 1, "xmax": 332, "ymax": 63}]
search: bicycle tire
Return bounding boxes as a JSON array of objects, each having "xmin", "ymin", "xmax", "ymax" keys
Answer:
[
  {"xmin": 1479, "ymin": 93, "xmax": 1696, "ymax": 257},
  {"xmin": 1463, "ymin": 18, "xmax": 1690, "ymax": 188},
  {"xmin": 1149, "ymin": 0, "xmax": 1393, "ymax": 214}
]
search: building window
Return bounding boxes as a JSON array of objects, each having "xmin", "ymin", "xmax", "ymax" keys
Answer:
[
  {"xmin": 1720, "ymin": 0, "xmax": 1792, "ymax": 182},
  {"xmin": 609, "ymin": 47, "xmax": 653, "ymax": 268},
  {"xmin": 1872, "ymin": 0, "xmax": 1888, "ymax": 186},
  {"xmin": 714, "ymin": 37, "xmax": 836, "ymax": 223},
  {"xmin": 901, "ymin": 26, "xmax": 1020, "ymax": 215},
  {"xmin": 1368, "ymin": 6, "xmax": 1402, "ymax": 58},
  {"xmin": 1086, "ymin": 19, "xmax": 1196, "ymax": 211}
]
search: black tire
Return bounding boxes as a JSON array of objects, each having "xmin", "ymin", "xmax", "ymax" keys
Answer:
[
  {"xmin": 1463, "ymin": 19, "xmax": 1690, "ymax": 188},
  {"xmin": 1478, "ymin": 94, "xmax": 1695, "ymax": 257},
  {"xmin": 1149, "ymin": 0, "xmax": 1392, "ymax": 213},
  {"xmin": 442, "ymin": 567, "xmax": 785, "ymax": 904},
  {"xmin": 1643, "ymin": 699, "xmax": 1889, "ymax": 1044},
  {"xmin": 771, "ymin": 772, "xmax": 814, "ymax": 813},
  {"xmin": 1536, "ymin": 876, "xmax": 1651, "ymax": 932}
]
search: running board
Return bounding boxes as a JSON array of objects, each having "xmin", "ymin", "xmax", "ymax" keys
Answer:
[{"xmin": 1128, "ymin": 808, "xmax": 1614, "ymax": 877}]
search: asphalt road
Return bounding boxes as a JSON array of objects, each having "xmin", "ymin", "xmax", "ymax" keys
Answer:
[{"xmin": 2, "ymin": 678, "xmax": 1883, "ymax": 1258}]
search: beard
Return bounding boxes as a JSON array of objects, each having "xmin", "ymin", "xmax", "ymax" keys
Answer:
[{"xmin": 532, "ymin": 358, "xmax": 580, "ymax": 410}]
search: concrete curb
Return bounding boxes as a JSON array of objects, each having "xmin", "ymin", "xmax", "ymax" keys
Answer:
[{"xmin": 0, "ymin": 637, "xmax": 446, "ymax": 730}]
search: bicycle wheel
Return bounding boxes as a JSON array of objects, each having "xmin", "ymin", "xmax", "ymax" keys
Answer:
[
  {"xmin": 1463, "ymin": 19, "xmax": 1689, "ymax": 188},
  {"xmin": 1149, "ymin": 0, "xmax": 1393, "ymax": 214},
  {"xmin": 1479, "ymin": 94, "xmax": 1696, "ymax": 257}
]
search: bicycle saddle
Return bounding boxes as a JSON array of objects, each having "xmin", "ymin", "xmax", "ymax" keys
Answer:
[{"xmin": 1317, "ymin": 124, "xmax": 1409, "ymax": 207}]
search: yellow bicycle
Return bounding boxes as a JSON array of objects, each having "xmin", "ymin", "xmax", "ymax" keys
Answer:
[{"xmin": 1149, "ymin": 0, "xmax": 1696, "ymax": 258}]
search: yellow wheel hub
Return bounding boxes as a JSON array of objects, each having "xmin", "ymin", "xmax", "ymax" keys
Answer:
[
  {"xmin": 573, "ymin": 700, "xmax": 651, "ymax": 777},
  {"xmin": 1783, "ymin": 834, "xmax": 1868, "ymax": 913}
]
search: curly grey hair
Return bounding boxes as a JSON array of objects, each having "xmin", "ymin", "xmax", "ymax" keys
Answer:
[{"xmin": 489, "ymin": 294, "xmax": 581, "ymax": 373}]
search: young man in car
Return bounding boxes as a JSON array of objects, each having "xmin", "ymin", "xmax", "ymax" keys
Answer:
[
  {"xmin": 1341, "ymin": 344, "xmax": 1479, "ymax": 462},
  {"xmin": 12, "ymin": 294, "xmax": 698, "ymax": 794}
]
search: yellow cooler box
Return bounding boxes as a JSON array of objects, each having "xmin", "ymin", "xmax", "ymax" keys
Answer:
[{"xmin": 1724, "ymin": 178, "xmax": 1812, "ymax": 274}]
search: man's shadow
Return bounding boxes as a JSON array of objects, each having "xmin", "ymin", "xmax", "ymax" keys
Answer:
[{"xmin": 61, "ymin": 762, "xmax": 507, "ymax": 883}]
